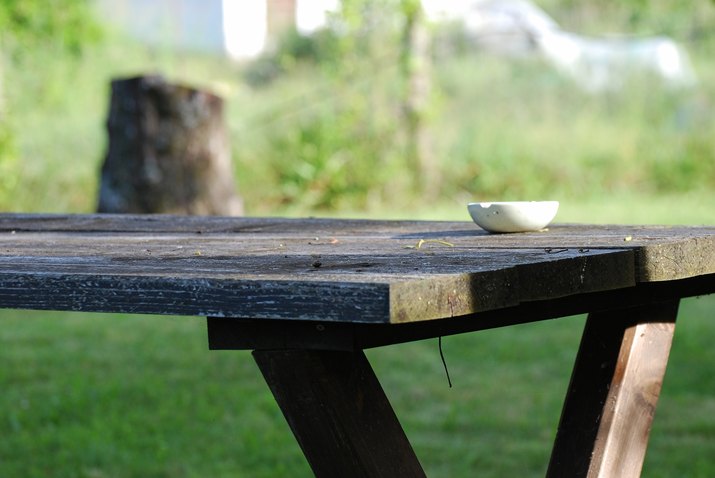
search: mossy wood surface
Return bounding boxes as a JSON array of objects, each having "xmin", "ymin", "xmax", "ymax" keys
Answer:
[{"xmin": 0, "ymin": 214, "xmax": 713, "ymax": 323}]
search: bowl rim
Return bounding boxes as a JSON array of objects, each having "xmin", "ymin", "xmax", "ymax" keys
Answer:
[{"xmin": 468, "ymin": 200, "xmax": 559, "ymax": 208}]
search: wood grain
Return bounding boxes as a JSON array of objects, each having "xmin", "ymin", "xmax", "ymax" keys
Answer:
[
  {"xmin": 0, "ymin": 214, "xmax": 713, "ymax": 323},
  {"xmin": 208, "ymin": 274, "xmax": 715, "ymax": 351},
  {"xmin": 547, "ymin": 300, "xmax": 679, "ymax": 477},
  {"xmin": 253, "ymin": 349, "xmax": 426, "ymax": 478}
]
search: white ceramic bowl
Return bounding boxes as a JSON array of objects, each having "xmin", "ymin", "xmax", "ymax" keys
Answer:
[{"xmin": 468, "ymin": 201, "xmax": 559, "ymax": 233}]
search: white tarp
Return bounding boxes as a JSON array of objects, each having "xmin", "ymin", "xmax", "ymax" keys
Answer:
[{"xmin": 459, "ymin": 0, "xmax": 697, "ymax": 91}]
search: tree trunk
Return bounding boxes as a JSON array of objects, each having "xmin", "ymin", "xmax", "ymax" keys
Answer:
[
  {"xmin": 401, "ymin": 1, "xmax": 437, "ymax": 198},
  {"xmin": 97, "ymin": 75, "xmax": 242, "ymax": 215}
]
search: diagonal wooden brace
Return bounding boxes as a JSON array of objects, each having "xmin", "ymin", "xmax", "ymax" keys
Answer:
[
  {"xmin": 547, "ymin": 300, "xmax": 679, "ymax": 477},
  {"xmin": 253, "ymin": 349, "xmax": 426, "ymax": 478}
]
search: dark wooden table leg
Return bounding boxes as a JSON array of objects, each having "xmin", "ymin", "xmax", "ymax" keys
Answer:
[
  {"xmin": 253, "ymin": 349, "xmax": 426, "ymax": 478},
  {"xmin": 547, "ymin": 300, "xmax": 679, "ymax": 478}
]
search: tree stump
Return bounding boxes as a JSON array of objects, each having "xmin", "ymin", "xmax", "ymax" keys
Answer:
[{"xmin": 97, "ymin": 75, "xmax": 243, "ymax": 215}]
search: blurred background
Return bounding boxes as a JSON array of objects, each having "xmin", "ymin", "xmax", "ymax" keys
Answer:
[
  {"xmin": 1, "ymin": 0, "xmax": 714, "ymax": 222},
  {"xmin": 1, "ymin": 1, "xmax": 714, "ymax": 477}
]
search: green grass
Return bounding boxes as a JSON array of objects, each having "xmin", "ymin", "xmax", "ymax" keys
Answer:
[
  {"xmin": 1, "ymin": 296, "xmax": 714, "ymax": 477},
  {"xmin": 0, "ymin": 313, "xmax": 308, "ymax": 478}
]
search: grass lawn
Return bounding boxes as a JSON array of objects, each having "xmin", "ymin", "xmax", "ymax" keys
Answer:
[
  {"xmin": 1, "ymin": 297, "xmax": 713, "ymax": 477},
  {"xmin": 1, "ymin": 198, "xmax": 713, "ymax": 477}
]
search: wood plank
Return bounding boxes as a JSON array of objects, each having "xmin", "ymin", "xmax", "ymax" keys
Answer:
[
  {"xmin": 547, "ymin": 300, "xmax": 679, "ymax": 477},
  {"xmin": 0, "ymin": 229, "xmax": 636, "ymax": 322},
  {"xmin": 1, "ymin": 216, "xmax": 713, "ymax": 283},
  {"xmin": 253, "ymin": 349, "xmax": 426, "ymax": 478},
  {"xmin": 0, "ymin": 213, "xmax": 449, "ymax": 234},
  {"xmin": 0, "ymin": 233, "xmax": 630, "ymax": 283},
  {"xmin": 0, "ymin": 214, "xmax": 712, "ymax": 248},
  {"xmin": 388, "ymin": 247, "xmax": 634, "ymax": 321},
  {"xmin": 0, "ymin": 248, "xmax": 633, "ymax": 322},
  {"xmin": 0, "ymin": 273, "xmax": 392, "ymax": 322},
  {"xmin": 635, "ymin": 237, "xmax": 715, "ymax": 281},
  {"xmin": 208, "ymin": 274, "xmax": 715, "ymax": 351}
]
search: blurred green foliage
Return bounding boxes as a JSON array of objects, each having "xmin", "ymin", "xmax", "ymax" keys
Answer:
[
  {"xmin": 242, "ymin": 0, "xmax": 422, "ymax": 210},
  {"xmin": 1, "ymin": 0, "xmax": 714, "ymax": 215},
  {"xmin": 0, "ymin": 124, "xmax": 17, "ymax": 203},
  {"xmin": 0, "ymin": 0, "xmax": 101, "ymax": 57},
  {"xmin": 235, "ymin": 11, "xmax": 715, "ymax": 211},
  {"xmin": 0, "ymin": 0, "xmax": 100, "ymax": 210}
]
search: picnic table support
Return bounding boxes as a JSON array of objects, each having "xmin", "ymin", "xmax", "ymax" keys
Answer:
[
  {"xmin": 547, "ymin": 300, "xmax": 679, "ymax": 477},
  {"xmin": 253, "ymin": 349, "xmax": 426, "ymax": 478}
]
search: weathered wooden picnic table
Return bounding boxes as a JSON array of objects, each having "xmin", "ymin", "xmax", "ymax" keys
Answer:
[{"xmin": 1, "ymin": 213, "xmax": 714, "ymax": 477}]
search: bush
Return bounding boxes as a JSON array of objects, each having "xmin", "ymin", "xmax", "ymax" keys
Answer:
[
  {"xmin": 243, "ymin": 28, "xmax": 341, "ymax": 88},
  {"xmin": 0, "ymin": 0, "xmax": 101, "ymax": 58}
]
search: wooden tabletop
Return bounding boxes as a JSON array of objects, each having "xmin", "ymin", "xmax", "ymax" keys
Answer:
[{"xmin": 0, "ymin": 213, "xmax": 713, "ymax": 324}]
